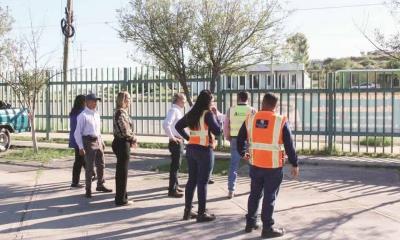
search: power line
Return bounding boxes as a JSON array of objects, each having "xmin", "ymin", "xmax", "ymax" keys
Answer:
[{"xmin": 13, "ymin": 20, "xmax": 116, "ymax": 30}]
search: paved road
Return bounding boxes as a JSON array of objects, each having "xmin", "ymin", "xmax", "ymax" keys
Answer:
[{"xmin": 0, "ymin": 153, "xmax": 399, "ymax": 240}]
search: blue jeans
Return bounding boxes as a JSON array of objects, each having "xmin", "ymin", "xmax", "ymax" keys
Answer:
[
  {"xmin": 185, "ymin": 145, "xmax": 213, "ymax": 214},
  {"xmin": 228, "ymin": 138, "xmax": 241, "ymax": 192},
  {"xmin": 246, "ymin": 165, "xmax": 283, "ymax": 229}
]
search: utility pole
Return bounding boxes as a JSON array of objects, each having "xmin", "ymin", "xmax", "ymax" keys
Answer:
[{"xmin": 61, "ymin": 0, "xmax": 74, "ymax": 125}]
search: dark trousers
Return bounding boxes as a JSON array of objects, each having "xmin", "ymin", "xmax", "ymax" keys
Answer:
[
  {"xmin": 168, "ymin": 141, "xmax": 183, "ymax": 193},
  {"xmin": 185, "ymin": 145, "xmax": 212, "ymax": 214},
  {"xmin": 72, "ymin": 148, "xmax": 86, "ymax": 185},
  {"xmin": 246, "ymin": 165, "xmax": 283, "ymax": 229},
  {"xmin": 83, "ymin": 137, "xmax": 105, "ymax": 192},
  {"xmin": 112, "ymin": 138, "xmax": 131, "ymax": 204}
]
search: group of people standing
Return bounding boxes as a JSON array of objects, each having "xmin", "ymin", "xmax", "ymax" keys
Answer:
[
  {"xmin": 69, "ymin": 92, "xmax": 136, "ymax": 205},
  {"xmin": 68, "ymin": 89, "xmax": 299, "ymax": 239}
]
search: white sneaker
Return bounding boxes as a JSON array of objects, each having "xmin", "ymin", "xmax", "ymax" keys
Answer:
[{"xmin": 228, "ymin": 191, "xmax": 235, "ymax": 199}]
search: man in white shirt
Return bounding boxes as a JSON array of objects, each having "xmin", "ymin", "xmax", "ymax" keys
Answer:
[
  {"xmin": 74, "ymin": 93, "xmax": 112, "ymax": 198},
  {"xmin": 162, "ymin": 93, "xmax": 186, "ymax": 198}
]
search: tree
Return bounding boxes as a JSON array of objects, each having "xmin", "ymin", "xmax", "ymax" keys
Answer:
[
  {"xmin": 286, "ymin": 32, "xmax": 310, "ymax": 68},
  {"xmin": 118, "ymin": 0, "xmax": 284, "ymax": 101},
  {"xmin": 361, "ymin": 0, "xmax": 400, "ymax": 61},
  {"xmin": 386, "ymin": 59, "xmax": 400, "ymax": 69},
  {"xmin": 191, "ymin": 0, "xmax": 283, "ymax": 93},
  {"xmin": 0, "ymin": 6, "xmax": 13, "ymax": 69},
  {"xmin": 0, "ymin": 23, "xmax": 50, "ymax": 153},
  {"xmin": 118, "ymin": 0, "xmax": 196, "ymax": 105}
]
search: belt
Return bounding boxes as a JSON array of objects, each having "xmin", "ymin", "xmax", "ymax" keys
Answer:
[{"xmin": 83, "ymin": 135, "xmax": 98, "ymax": 141}]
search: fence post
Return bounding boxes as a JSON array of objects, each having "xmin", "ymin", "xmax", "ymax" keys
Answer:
[
  {"xmin": 123, "ymin": 67, "xmax": 130, "ymax": 92},
  {"xmin": 45, "ymin": 83, "xmax": 51, "ymax": 140},
  {"xmin": 327, "ymin": 72, "xmax": 334, "ymax": 153},
  {"xmin": 216, "ymin": 74, "xmax": 223, "ymax": 148}
]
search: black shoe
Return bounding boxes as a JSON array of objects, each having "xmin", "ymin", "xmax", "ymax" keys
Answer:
[
  {"xmin": 168, "ymin": 191, "xmax": 183, "ymax": 198},
  {"xmin": 176, "ymin": 187, "xmax": 184, "ymax": 193},
  {"xmin": 261, "ymin": 228, "xmax": 285, "ymax": 239},
  {"xmin": 71, "ymin": 183, "xmax": 84, "ymax": 188},
  {"xmin": 196, "ymin": 212, "xmax": 216, "ymax": 222},
  {"xmin": 96, "ymin": 185, "xmax": 112, "ymax": 193},
  {"xmin": 183, "ymin": 208, "xmax": 198, "ymax": 220},
  {"xmin": 245, "ymin": 223, "xmax": 260, "ymax": 233},
  {"xmin": 85, "ymin": 191, "xmax": 92, "ymax": 198},
  {"xmin": 208, "ymin": 179, "xmax": 215, "ymax": 184}
]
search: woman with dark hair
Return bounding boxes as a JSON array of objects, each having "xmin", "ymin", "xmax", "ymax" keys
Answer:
[
  {"xmin": 175, "ymin": 89, "xmax": 222, "ymax": 222},
  {"xmin": 69, "ymin": 94, "xmax": 93, "ymax": 188}
]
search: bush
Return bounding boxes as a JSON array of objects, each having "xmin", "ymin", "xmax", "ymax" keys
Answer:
[{"xmin": 360, "ymin": 137, "xmax": 392, "ymax": 147}]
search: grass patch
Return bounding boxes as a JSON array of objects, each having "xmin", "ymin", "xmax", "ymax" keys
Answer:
[
  {"xmin": 138, "ymin": 142, "xmax": 168, "ymax": 149},
  {"xmin": 13, "ymin": 136, "xmax": 399, "ymax": 159},
  {"xmin": 359, "ymin": 137, "xmax": 392, "ymax": 147},
  {"xmin": 298, "ymin": 147, "xmax": 399, "ymax": 159},
  {"xmin": 13, "ymin": 136, "xmax": 69, "ymax": 144},
  {"xmin": 13, "ymin": 136, "xmax": 169, "ymax": 149},
  {"xmin": 154, "ymin": 157, "xmax": 246, "ymax": 176},
  {"xmin": 0, "ymin": 148, "xmax": 74, "ymax": 163}
]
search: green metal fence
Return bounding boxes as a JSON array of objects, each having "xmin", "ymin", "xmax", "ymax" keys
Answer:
[
  {"xmin": 1, "ymin": 67, "xmax": 399, "ymax": 155},
  {"xmin": 220, "ymin": 70, "xmax": 400, "ymax": 155}
]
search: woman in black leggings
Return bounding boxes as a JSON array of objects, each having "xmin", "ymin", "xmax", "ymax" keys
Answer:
[{"xmin": 112, "ymin": 91, "xmax": 137, "ymax": 206}]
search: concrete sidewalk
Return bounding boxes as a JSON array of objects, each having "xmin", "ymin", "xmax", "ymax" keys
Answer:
[{"xmin": 0, "ymin": 153, "xmax": 400, "ymax": 239}]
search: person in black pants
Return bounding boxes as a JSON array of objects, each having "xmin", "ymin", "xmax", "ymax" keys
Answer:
[
  {"xmin": 69, "ymin": 95, "xmax": 95, "ymax": 188},
  {"xmin": 162, "ymin": 93, "xmax": 187, "ymax": 198},
  {"xmin": 175, "ymin": 90, "xmax": 222, "ymax": 223},
  {"xmin": 112, "ymin": 91, "xmax": 137, "ymax": 206}
]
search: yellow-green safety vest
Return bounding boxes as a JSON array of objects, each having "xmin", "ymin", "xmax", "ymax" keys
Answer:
[{"xmin": 229, "ymin": 105, "xmax": 253, "ymax": 137}]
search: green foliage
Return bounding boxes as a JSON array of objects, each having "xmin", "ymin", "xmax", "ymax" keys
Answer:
[
  {"xmin": 386, "ymin": 59, "xmax": 400, "ymax": 69},
  {"xmin": 360, "ymin": 137, "xmax": 392, "ymax": 147},
  {"xmin": 0, "ymin": 147, "xmax": 74, "ymax": 163},
  {"xmin": 0, "ymin": 6, "xmax": 14, "ymax": 68},
  {"xmin": 286, "ymin": 33, "xmax": 310, "ymax": 68},
  {"xmin": 118, "ymin": 0, "xmax": 282, "ymax": 96}
]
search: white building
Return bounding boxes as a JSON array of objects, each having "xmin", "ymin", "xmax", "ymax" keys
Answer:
[{"xmin": 222, "ymin": 63, "xmax": 311, "ymax": 90}]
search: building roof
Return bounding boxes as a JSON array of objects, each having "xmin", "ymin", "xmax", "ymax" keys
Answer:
[{"xmin": 246, "ymin": 63, "xmax": 305, "ymax": 72}]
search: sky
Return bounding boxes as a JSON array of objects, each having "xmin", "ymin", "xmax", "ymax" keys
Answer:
[{"xmin": 0, "ymin": 0, "xmax": 398, "ymax": 68}]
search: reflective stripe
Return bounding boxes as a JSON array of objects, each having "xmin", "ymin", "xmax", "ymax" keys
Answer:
[
  {"xmin": 249, "ymin": 142, "xmax": 283, "ymax": 151},
  {"xmin": 189, "ymin": 111, "xmax": 211, "ymax": 146},
  {"xmin": 272, "ymin": 116, "xmax": 284, "ymax": 168},
  {"xmin": 246, "ymin": 114, "xmax": 256, "ymax": 165},
  {"xmin": 190, "ymin": 130, "xmax": 207, "ymax": 145}
]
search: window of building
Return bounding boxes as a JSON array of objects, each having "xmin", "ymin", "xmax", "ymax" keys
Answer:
[
  {"xmin": 393, "ymin": 76, "xmax": 400, "ymax": 87},
  {"xmin": 227, "ymin": 76, "xmax": 232, "ymax": 89},
  {"xmin": 277, "ymin": 75, "xmax": 282, "ymax": 89},
  {"xmin": 253, "ymin": 74, "xmax": 259, "ymax": 89},
  {"xmin": 291, "ymin": 74, "xmax": 297, "ymax": 88},
  {"xmin": 267, "ymin": 75, "xmax": 272, "ymax": 88},
  {"xmin": 239, "ymin": 75, "xmax": 245, "ymax": 87},
  {"xmin": 282, "ymin": 74, "xmax": 287, "ymax": 89}
]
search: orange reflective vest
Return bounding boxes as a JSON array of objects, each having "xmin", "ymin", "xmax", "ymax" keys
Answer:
[
  {"xmin": 245, "ymin": 111, "xmax": 287, "ymax": 169},
  {"xmin": 188, "ymin": 110, "xmax": 216, "ymax": 148}
]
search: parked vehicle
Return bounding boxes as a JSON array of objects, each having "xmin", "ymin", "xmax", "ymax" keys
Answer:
[{"xmin": 0, "ymin": 105, "xmax": 31, "ymax": 152}]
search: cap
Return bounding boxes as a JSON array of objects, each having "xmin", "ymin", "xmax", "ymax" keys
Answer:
[{"xmin": 86, "ymin": 93, "xmax": 101, "ymax": 101}]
